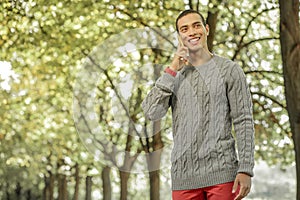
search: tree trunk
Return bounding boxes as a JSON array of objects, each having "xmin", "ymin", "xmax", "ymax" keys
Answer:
[
  {"xmin": 15, "ymin": 182, "xmax": 21, "ymax": 199},
  {"xmin": 118, "ymin": 123, "xmax": 140, "ymax": 200},
  {"xmin": 149, "ymin": 170, "xmax": 160, "ymax": 200},
  {"xmin": 206, "ymin": 11, "xmax": 218, "ymax": 52},
  {"xmin": 145, "ymin": 49, "xmax": 167, "ymax": 200},
  {"xmin": 85, "ymin": 176, "xmax": 92, "ymax": 200},
  {"xmin": 58, "ymin": 174, "xmax": 68, "ymax": 200},
  {"xmin": 73, "ymin": 163, "xmax": 80, "ymax": 200},
  {"xmin": 26, "ymin": 189, "xmax": 31, "ymax": 200},
  {"xmin": 147, "ymin": 120, "xmax": 163, "ymax": 200},
  {"xmin": 119, "ymin": 171, "xmax": 130, "ymax": 200},
  {"xmin": 6, "ymin": 182, "xmax": 10, "ymax": 200},
  {"xmin": 206, "ymin": 0, "xmax": 222, "ymax": 52},
  {"xmin": 279, "ymin": 0, "xmax": 300, "ymax": 199},
  {"xmin": 43, "ymin": 172, "xmax": 54, "ymax": 200},
  {"xmin": 102, "ymin": 166, "xmax": 112, "ymax": 200}
]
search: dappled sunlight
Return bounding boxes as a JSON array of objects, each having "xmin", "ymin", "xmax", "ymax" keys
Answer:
[{"xmin": 0, "ymin": 0, "xmax": 298, "ymax": 199}]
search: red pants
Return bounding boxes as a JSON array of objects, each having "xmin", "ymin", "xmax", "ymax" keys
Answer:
[{"xmin": 172, "ymin": 182, "xmax": 239, "ymax": 200}]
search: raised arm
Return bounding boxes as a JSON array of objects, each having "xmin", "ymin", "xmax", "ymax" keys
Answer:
[{"xmin": 142, "ymin": 72, "xmax": 176, "ymax": 121}]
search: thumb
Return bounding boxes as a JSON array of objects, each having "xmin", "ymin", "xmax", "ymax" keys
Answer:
[{"xmin": 232, "ymin": 179, "xmax": 239, "ymax": 193}]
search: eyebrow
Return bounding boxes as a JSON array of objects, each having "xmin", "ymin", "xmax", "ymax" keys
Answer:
[{"xmin": 179, "ymin": 21, "xmax": 202, "ymax": 30}]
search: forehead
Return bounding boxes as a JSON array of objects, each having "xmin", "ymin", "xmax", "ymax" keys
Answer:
[{"xmin": 177, "ymin": 13, "xmax": 202, "ymax": 28}]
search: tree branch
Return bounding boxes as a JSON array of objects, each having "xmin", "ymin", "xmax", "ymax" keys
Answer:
[
  {"xmin": 188, "ymin": 0, "xmax": 194, "ymax": 9},
  {"xmin": 232, "ymin": 6, "xmax": 278, "ymax": 60},
  {"xmin": 251, "ymin": 91, "xmax": 286, "ymax": 109},
  {"xmin": 240, "ymin": 37, "xmax": 280, "ymax": 49},
  {"xmin": 253, "ymin": 99, "xmax": 290, "ymax": 136},
  {"xmin": 82, "ymin": 51, "xmax": 149, "ymax": 153},
  {"xmin": 245, "ymin": 70, "xmax": 282, "ymax": 76},
  {"xmin": 115, "ymin": 7, "xmax": 176, "ymax": 49}
]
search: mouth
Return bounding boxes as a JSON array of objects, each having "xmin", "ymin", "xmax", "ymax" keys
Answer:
[{"xmin": 188, "ymin": 37, "xmax": 200, "ymax": 45}]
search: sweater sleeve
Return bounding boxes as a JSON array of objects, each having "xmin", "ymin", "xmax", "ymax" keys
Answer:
[
  {"xmin": 142, "ymin": 72, "xmax": 176, "ymax": 121},
  {"xmin": 227, "ymin": 63, "xmax": 255, "ymax": 177}
]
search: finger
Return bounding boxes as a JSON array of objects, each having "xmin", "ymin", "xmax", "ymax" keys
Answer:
[
  {"xmin": 176, "ymin": 36, "xmax": 189, "ymax": 66},
  {"xmin": 179, "ymin": 57, "xmax": 187, "ymax": 65},
  {"xmin": 241, "ymin": 185, "xmax": 251, "ymax": 197},
  {"xmin": 177, "ymin": 51, "xmax": 188, "ymax": 65},
  {"xmin": 177, "ymin": 35, "xmax": 184, "ymax": 47},
  {"xmin": 178, "ymin": 56, "xmax": 188, "ymax": 66},
  {"xmin": 232, "ymin": 179, "xmax": 239, "ymax": 193},
  {"xmin": 172, "ymin": 54, "xmax": 185, "ymax": 70},
  {"xmin": 178, "ymin": 36, "xmax": 190, "ymax": 60},
  {"xmin": 235, "ymin": 185, "xmax": 250, "ymax": 200},
  {"xmin": 234, "ymin": 193, "xmax": 242, "ymax": 200},
  {"xmin": 184, "ymin": 48, "xmax": 189, "ymax": 64},
  {"xmin": 234, "ymin": 188, "xmax": 245, "ymax": 200},
  {"xmin": 179, "ymin": 47, "xmax": 189, "ymax": 61}
]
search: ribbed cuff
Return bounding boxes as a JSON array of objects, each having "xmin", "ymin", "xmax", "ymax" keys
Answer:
[
  {"xmin": 238, "ymin": 163, "xmax": 254, "ymax": 177},
  {"xmin": 155, "ymin": 71, "xmax": 176, "ymax": 92}
]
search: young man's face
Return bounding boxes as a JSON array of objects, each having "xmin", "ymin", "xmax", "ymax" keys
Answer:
[{"xmin": 177, "ymin": 13, "xmax": 209, "ymax": 52}]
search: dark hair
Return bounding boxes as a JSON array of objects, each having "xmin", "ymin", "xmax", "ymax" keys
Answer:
[{"xmin": 175, "ymin": 9, "xmax": 206, "ymax": 32}]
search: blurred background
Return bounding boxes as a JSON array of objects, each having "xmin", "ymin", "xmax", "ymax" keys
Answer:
[{"xmin": 0, "ymin": 0, "xmax": 299, "ymax": 199}]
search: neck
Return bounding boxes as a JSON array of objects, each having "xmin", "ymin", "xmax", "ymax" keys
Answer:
[{"xmin": 189, "ymin": 48, "xmax": 213, "ymax": 66}]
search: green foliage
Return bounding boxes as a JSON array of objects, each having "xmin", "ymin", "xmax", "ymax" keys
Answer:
[{"xmin": 0, "ymin": 0, "xmax": 293, "ymax": 199}]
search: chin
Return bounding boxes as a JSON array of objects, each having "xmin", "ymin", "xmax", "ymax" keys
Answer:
[{"xmin": 189, "ymin": 44, "xmax": 204, "ymax": 52}]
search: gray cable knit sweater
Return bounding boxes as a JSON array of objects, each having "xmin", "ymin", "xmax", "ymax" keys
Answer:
[{"xmin": 142, "ymin": 55, "xmax": 255, "ymax": 190}]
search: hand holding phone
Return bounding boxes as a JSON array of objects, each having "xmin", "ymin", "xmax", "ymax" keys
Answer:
[{"xmin": 169, "ymin": 35, "xmax": 189, "ymax": 71}]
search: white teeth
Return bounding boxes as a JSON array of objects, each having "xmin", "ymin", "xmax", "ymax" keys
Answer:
[
  {"xmin": 190, "ymin": 38, "xmax": 199, "ymax": 42},
  {"xmin": 189, "ymin": 38, "xmax": 200, "ymax": 43}
]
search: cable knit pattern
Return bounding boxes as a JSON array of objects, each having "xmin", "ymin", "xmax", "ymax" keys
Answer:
[{"xmin": 142, "ymin": 55, "xmax": 254, "ymax": 190}]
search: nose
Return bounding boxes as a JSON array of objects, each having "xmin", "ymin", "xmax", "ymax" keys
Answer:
[{"xmin": 188, "ymin": 27, "xmax": 197, "ymax": 36}]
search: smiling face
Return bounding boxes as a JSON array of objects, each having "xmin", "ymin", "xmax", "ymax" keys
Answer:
[{"xmin": 177, "ymin": 13, "xmax": 209, "ymax": 52}]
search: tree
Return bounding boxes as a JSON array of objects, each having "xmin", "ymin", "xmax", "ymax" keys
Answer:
[
  {"xmin": 0, "ymin": 0, "xmax": 297, "ymax": 199},
  {"xmin": 279, "ymin": 0, "xmax": 300, "ymax": 198}
]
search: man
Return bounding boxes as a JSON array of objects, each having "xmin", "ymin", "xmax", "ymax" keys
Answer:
[{"xmin": 142, "ymin": 9, "xmax": 255, "ymax": 200}]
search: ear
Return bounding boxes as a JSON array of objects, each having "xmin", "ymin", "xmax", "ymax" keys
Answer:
[{"xmin": 205, "ymin": 24, "xmax": 210, "ymax": 36}]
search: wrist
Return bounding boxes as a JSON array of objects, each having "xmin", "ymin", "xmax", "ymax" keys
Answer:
[
  {"xmin": 238, "ymin": 172, "xmax": 252, "ymax": 177},
  {"xmin": 169, "ymin": 66, "xmax": 177, "ymax": 72},
  {"xmin": 170, "ymin": 55, "xmax": 180, "ymax": 71}
]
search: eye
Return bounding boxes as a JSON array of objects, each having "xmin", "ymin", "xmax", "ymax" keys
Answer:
[
  {"xmin": 194, "ymin": 23, "xmax": 201, "ymax": 28},
  {"xmin": 180, "ymin": 27, "xmax": 188, "ymax": 33}
]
